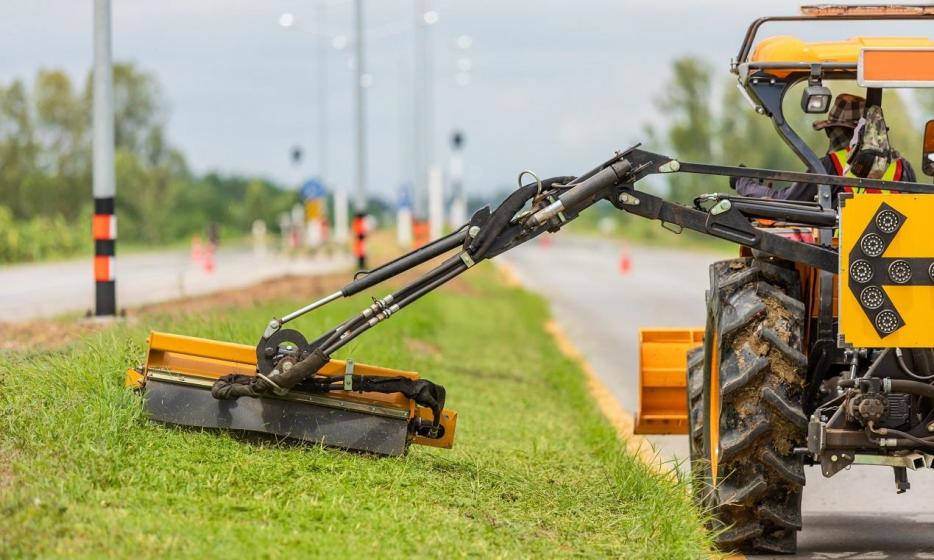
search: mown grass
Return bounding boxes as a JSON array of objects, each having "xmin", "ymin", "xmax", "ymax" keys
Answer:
[{"xmin": 0, "ymin": 263, "xmax": 712, "ymax": 558}]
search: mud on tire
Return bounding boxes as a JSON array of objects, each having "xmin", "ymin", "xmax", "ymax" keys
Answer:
[{"xmin": 688, "ymin": 257, "xmax": 807, "ymax": 555}]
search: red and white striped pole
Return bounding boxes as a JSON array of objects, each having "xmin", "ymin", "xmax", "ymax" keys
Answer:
[
  {"xmin": 353, "ymin": 213, "xmax": 367, "ymax": 269},
  {"xmin": 92, "ymin": 206, "xmax": 116, "ymax": 313},
  {"xmin": 92, "ymin": 0, "xmax": 117, "ymax": 316}
]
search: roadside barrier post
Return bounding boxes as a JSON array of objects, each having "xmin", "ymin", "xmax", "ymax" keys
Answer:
[
  {"xmin": 92, "ymin": 0, "xmax": 116, "ymax": 316},
  {"xmin": 353, "ymin": 213, "xmax": 367, "ymax": 269}
]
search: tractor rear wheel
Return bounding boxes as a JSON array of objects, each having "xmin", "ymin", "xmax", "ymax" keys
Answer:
[{"xmin": 688, "ymin": 257, "xmax": 808, "ymax": 555}]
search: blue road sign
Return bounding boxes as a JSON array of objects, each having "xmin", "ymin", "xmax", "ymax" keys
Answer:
[
  {"xmin": 398, "ymin": 183, "xmax": 413, "ymax": 209},
  {"xmin": 300, "ymin": 178, "xmax": 327, "ymax": 201}
]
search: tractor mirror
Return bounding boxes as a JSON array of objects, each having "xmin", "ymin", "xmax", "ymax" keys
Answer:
[{"xmin": 923, "ymin": 120, "xmax": 934, "ymax": 177}]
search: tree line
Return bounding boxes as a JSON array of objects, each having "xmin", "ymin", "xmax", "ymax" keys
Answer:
[
  {"xmin": 651, "ymin": 57, "xmax": 934, "ymax": 202},
  {"xmin": 0, "ymin": 63, "xmax": 297, "ymax": 262}
]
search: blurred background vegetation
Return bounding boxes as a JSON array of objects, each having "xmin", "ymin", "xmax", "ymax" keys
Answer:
[
  {"xmin": 575, "ymin": 56, "xmax": 934, "ymax": 247},
  {"xmin": 3, "ymin": 58, "xmax": 933, "ymax": 262},
  {"xmin": 0, "ymin": 63, "xmax": 298, "ymax": 263}
]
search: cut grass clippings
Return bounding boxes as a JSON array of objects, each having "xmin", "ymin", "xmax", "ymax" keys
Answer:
[{"xmin": 0, "ymin": 262, "xmax": 712, "ymax": 558}]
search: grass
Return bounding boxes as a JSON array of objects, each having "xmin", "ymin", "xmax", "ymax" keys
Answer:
[{"xmin": 0, "ymin": 263, "xmax": 712, "ymax": 558}]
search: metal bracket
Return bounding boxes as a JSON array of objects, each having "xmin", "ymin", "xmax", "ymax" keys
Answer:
[
  {"xmin": 459, "ymin": 252, "xmax": 476, "ymax": 268},
  {"xmin": 257, "ymin": 373, "xmax": 289, "ymax": 396},
  {"xmin": 820, "ymin": 450, "xmax": 855, "ymax": 478},
  {"xmin": 344, "ymin": 359, "xmax": 355, "ymax": 391}
]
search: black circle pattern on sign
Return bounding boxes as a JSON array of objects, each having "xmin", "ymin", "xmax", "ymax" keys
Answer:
[
  {"xmin": 888, "ymin": 260, "xmax": 912, "ymax": 284},
  {"xmin": 860, "ymin": 233, "xmax": 885, "ymax": 257},
  {"xmin": 875, "ymin": 310, "xmax": 900, "ymax": 334},
  {"xmin": 929, "ymin": 262, "xmax": 934, "ymax": 282},
  {"xmin": 850, "ymin": 259, "xmax": 874, "ymax": 284},
  {"xmin": 876, "ymin": 209, "xmax": 900, "ymax": 234},
  {"xmin": 859, "ymin": 286, "xmax": 885, "ymax": 309}
]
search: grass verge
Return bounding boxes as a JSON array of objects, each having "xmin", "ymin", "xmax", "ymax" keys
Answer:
[{"xmin": 0, "ymin": 263, "xmax": 712, "ymax": 558}]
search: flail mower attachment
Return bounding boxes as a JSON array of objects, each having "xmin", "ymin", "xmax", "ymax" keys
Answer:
[{"xmin": 127, "ymin": 332, "xmax": 456, "ymax": 456}]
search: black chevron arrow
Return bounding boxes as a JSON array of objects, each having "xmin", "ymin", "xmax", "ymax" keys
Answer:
[{"xmin": 846, "ymin": 202, "xmax": 933, "ymax": 338}]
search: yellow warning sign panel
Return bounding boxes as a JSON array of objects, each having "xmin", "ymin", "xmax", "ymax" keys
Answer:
[
  {"xmin": 840, "ymin": 194, "xmax": 934, "ymax": 348},
  {"xmin": 305, "ymin": 200, "xmax": 324, "ymax": 220}
]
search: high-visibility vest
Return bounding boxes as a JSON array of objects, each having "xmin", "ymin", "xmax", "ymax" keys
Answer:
[{"xmin": 828, "ymin": 148, "xmax": 903, "ymax": 194}]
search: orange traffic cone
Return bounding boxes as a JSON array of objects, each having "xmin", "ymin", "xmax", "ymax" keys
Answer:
[
  {"xmin": 191, "ymin": 235, "xmax": 203, "ymax": 264},
  {"xmin": 619, "ymin": 243, "xmax": 632, "ymax": 275},
  {"xmin": 203, "ymin": 242, "xmax": 215, "ymax": 274}
]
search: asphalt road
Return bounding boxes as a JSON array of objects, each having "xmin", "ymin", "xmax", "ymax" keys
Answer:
[
  {"xmin": 503, "ymin": 234, "xmax": 934, "ymax": 560},
  {"xmin": 0, "ymin": 247, "xmax": 352, "ymax": 322}
]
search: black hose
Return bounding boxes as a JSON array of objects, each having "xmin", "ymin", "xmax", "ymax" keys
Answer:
[
  {"xmin": 838, "ymin": 377, "xmax": 934, "ymax": 400},
  {"xmin": 342, "ymin": 226, "xmax": 468, "ymax": 297},
  {"xmin": 895, "ymin": 348, "xmax": 934, "ymax": 381},
  {"xmin": 867, "ymin": 424, "xmax": 934, "ymax": 449},
  {"xmin": 316, "ymin": 256, "xmax": 462, "ymax": 353},
  {"xmin": 889, "ymin": 379, "xmax": 934, "ymax": 400},
  {"xmin": 468, "ymin": 176, "xmax": 575, "ymax": 260},
  {"xmin": 323, "ymin": 261, "xmax": 468, "ymax": 355}
]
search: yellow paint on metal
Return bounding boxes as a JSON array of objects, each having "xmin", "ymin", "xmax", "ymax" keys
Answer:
[
  {"xmin": 125, "ymin": 368, "xmax": 144, "ymax": 389},
  {"xmin": 840, "ymin": 194, "xmax": 934, "ymax": 348},
  {"xmin": 634, "ymin": 328, "xmax": 703, "ymax": 435},
  {"xmin": 140, "ymin": 331, "xmax": 421, "ymax": 381},
  {"xmin": 709, "ymin": 330, "xmax": 720, "ymax": 486},
  {"xmin": 411, "ymin": 406, "xmax": 457, "ymax": 449},
  {"xmin": 751, "ymin": 35, "xmax": 934, "ymax": 65}
]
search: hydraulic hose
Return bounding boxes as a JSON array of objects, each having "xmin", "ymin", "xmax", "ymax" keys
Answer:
[
  {"xmin": 341, "ymin": 226, "xmax": 468, "ymax": 297},
  {"xmin": 527, "ymin": 161, "xmax": 631, "ymax": 227},
  {"xmin": 867, "ymin": 424, "xmax": 934, "ymax": 449},
  {"xmin": 323, "ymin": 260, "xmax": 468, "ymax": 355},
  {"xmin": 895, "ymin": 348, "xmax": 934, "ymax": 381},
  {"xmin": 839, "ymin": 377, "xmax": 934, "ymax": 399}
]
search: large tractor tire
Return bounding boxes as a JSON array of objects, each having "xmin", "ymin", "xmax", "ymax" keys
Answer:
[{"xmin": 688, "ymin": 257, "xmax": 808, "ymax": 555}]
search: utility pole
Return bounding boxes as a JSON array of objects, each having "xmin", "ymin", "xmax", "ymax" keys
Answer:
[
  {"xmin": 316, "ymin": 1, "xmax": 328, "ymax": 181},
  {"xmin": 92, "ymin": 0, "xmax": 116, "ymax": 316},
  {"xmin": 413, "ymin": 0, "xmax": 436, "ymax": 221},
  {"xmin": 353, "ymin": 0, "xmax": 368, "ymax": 268},
  {"xmin": 449, "ymin": 131, "xmax": 466, "ymax": 228}
]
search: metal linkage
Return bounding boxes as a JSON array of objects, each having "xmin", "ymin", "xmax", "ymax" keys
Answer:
[
  {"xmin": 262, "ymin": 224, "xmax": 471, "ymax": 339},
  {"xmin": 260, "ymin": 146, "xmax": 927, "ymax": 387}
]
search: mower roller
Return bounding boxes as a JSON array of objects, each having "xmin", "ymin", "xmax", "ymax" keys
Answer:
[{"xmin": 128, "ymin": 5, "xmax": 934, "ymax": 553}]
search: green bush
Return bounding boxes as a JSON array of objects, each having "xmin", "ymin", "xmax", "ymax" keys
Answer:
[{"xmin": 0, "ymin": 205, "xmax": 88, "ymax": 263}]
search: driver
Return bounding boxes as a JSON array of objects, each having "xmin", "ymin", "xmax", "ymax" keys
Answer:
[{"xmin": 730, "ymin": 93, "xmax": 916, "ymax": 202}]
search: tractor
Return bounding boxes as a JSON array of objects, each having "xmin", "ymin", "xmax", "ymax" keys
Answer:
[
  {"xmin": 633, "ymin": 5, "xmax": 934, "ymax": 553},
  {"xmin": 128, "ymin": 4, "xmax": 934, "ymax": 555}
]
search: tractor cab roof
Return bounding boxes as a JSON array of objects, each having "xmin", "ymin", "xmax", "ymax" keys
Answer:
[
  {"xmin": 734, "ymin": 5, "xmax": 934, "ymax": 81},
  {"xmin": 751, "ymin": 35, "xmax": 934, "ymax": 66},
  {"xmin": 732, "ymin": 6, "xmax": 934, "ymax": 174}
]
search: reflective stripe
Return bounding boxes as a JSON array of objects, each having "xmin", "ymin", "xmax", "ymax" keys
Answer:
[
  {"xmin": 92, "ymin": 214, "xmax": 117, "ymax": 240},
  {"xmin": 828, "ymin": 148, "xmax": 902, "ymax": 194},
  {"xmin": 94, "ymin": 255, "xmax": 115, "ymax": 282}
]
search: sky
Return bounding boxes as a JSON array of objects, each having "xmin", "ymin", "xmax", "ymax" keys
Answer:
[{"xmin": 2, "ymin": 1, "xmax": 932, "ymax": 202}]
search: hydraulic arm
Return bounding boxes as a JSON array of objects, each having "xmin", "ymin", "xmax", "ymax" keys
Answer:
[{"xmin": 219, "ymin": 145, "xmax": 933, "ymax": 436}]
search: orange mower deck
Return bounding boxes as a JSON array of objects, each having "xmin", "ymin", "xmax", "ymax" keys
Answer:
[{"xmin": 127, "ymin": 331, "xmax": 456, "ymax": 455}]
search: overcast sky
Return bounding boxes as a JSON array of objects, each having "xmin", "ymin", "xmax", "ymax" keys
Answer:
[{"xmin": 3, "ymin": 1, "xmax": 931, "ymax": 201}]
